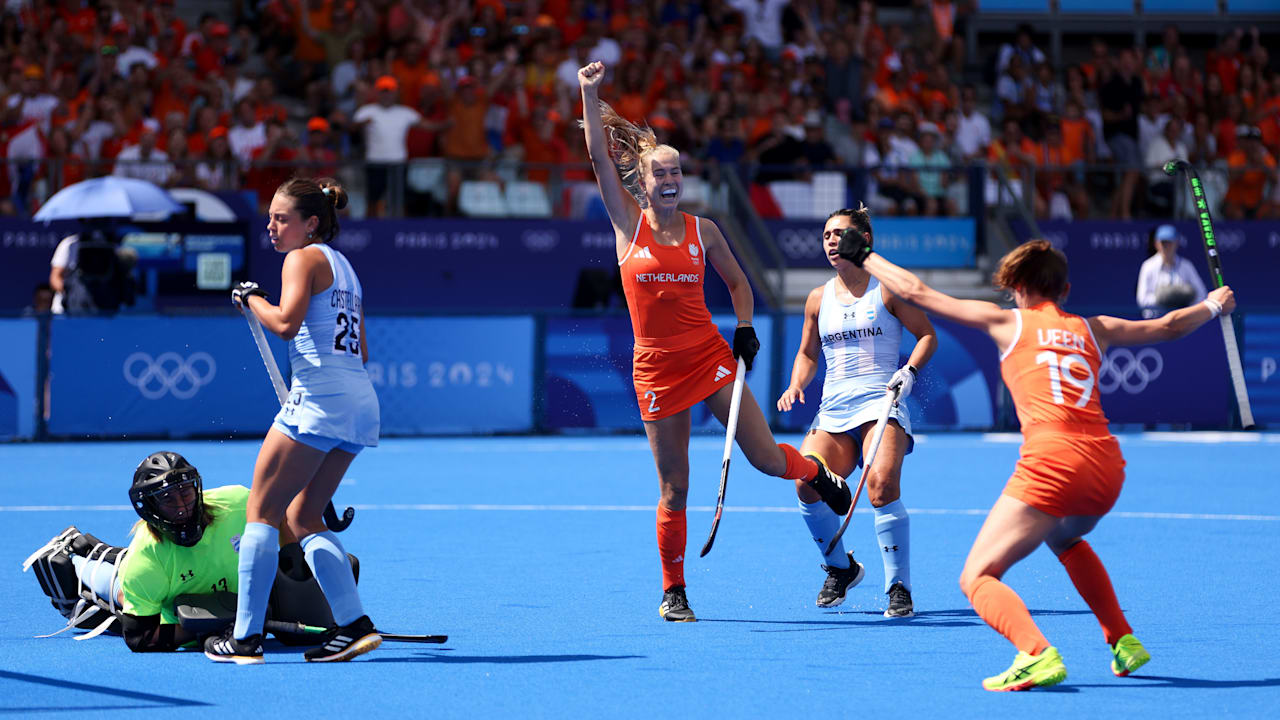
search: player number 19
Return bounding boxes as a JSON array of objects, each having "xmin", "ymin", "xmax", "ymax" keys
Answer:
[{"xmin": 1035, "ymin": 351, "xmax": 1094, "ymax": 407}]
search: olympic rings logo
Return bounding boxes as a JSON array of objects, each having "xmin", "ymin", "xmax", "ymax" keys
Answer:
[
  {"xmin": 777, "ymin": 228, "xmax": 823, "ymax": 259},
  {"xmin": 122, "ymin": 352, "xmax": 217, "ymax": 400},
  {"xmin": 1097, "ymin": 348, "xmax": 1163, "ymax": 394}
]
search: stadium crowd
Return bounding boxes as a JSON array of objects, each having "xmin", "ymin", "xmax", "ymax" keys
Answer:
[{"xmin": 0, "ymin": 0, "xmax": 1276, "ymax": 220}]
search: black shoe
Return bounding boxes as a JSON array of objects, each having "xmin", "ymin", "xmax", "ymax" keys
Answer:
[
  {"xmin": 816, "ymin": 552, "xmax": 866, "ymax": 608},
  {"xmin": 204, "ymin": 626, "xmax": 264, "ymax": 665},
  {"xmin": 659, "ymin": 586, "xmax": 696, "ymax": 622},
  {"xmin": 884, "ymin": 582, "xmax": 915, "ymax": 618},
  {"xmin": 805, "ymin": 455, "xmax": 851, "ymax": 516},
  {"xmin": 303, "ymin": 615, "xmax": 382, "ymax": 662}
]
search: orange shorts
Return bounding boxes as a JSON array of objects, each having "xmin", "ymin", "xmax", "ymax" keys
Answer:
[
  {"xmin": 1003, "ymin": 423, "xmax": 1127, "ymax": 517},
  {"xmin": 632, "ymin": 326, "xmax": 736, "ymax": 421}
]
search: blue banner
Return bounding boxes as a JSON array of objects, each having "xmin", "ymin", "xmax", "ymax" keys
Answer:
[
  {"xmin": 1011, "ymin": 220, "xmax": 1280, "ymax": 313},
  {"xmin": 543, "ymin": 315, "xmax": 773, "ymax": 430},
  {"xmin": 775, "ymin": 314, "xmax": 1002, "ymax": 432},
  {"xmin": 0, "ymin": 219, "xmax": 79, "ymax": 311},
  {"xmin": 766, "ymin": 217, "xmax": 976, "ymax": 269},
  {"xmin": 364, "ymin": 317, "xmax": 534, "ymax": 434},
  {"xmin": 1244, "ymin": 314, "xmax": 1280, "ymax": 428},
  {"xmin": 48, "ymin": 316, "xmax": 287, "ymax": 437},
  {"xmin": 1093, "ymin": 323, "xmax": 1231, "ymax": 425},
  {"xmin": 0, "ymin": 318, "xmax": 38, "ymax": 439},
  {"xmin": 247, "ymin": 219, "xmax": 740, "ymax": 312}
]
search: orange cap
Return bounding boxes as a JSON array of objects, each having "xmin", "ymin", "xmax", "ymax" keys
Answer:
[
  {"xmin": 374, "ymin": 75, "xmax": 398, "ymax": 92},
  {"xmin": 208, "ymin": 125, "xmax": 228, "ymax": 140},
  {"xmin": 307, "ymin": 116, "xmax": 331, "ymax": 133}
]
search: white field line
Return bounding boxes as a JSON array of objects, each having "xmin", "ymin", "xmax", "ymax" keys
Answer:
[{"xmin": 0, "ymin": 504, "xmax": 1274, "ymax": 522}]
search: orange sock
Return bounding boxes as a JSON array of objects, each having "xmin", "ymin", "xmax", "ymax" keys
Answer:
[
  {"xmin": 1058, "ymin": 540, "xmax": 1132, "ymax": 645},
  {"xmin": 779, "ymin": 443, "xmax": 818, "ymax": 481},
  {"xmin": 656, "ymin": 505, "xmax": 686, "ymax": 590},
  {"xmin": 967, "ymin": 575, "xmax": 1051, "ymax": 655}
]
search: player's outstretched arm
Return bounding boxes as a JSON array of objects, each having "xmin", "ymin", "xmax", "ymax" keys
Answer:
[
  {"xmin": 858, "ymin": 247, "xmax": 1012, "ymax": 340},
  {"xmin": 578, "ymin": 61, "xmax": 638, "ymax": 244},
  {"xmin": 1088, "ymin": 286, "xmax": 1235, "ymax": 354}
]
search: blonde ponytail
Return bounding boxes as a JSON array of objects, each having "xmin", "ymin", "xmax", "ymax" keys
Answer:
[{"xmin": 584, "ymin": 100, "xmax": 679, "ymax": 209}]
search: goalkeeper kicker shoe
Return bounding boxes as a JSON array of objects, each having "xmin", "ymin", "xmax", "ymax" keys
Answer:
[
  {"xmin": 1110, "ymin": 634, "xmax": 1151, "ymax": 677},
  {"xmin": 659, "ymin": 586, "xmax": 696, "ymax": 622},
  {"xmin": 982, "ymin": 647, "xmax": 1067, "ymax": 691},
  {"xmin": 816, "ymin": 553, "xmax": 865, "ymax": 608},
  {"xmin": 204, "ymin": 627, "xmax": 264, "ymax": 665},
  {"xmin": 304, "ymin": 615, "xmax": 382, "ymax": 662}
]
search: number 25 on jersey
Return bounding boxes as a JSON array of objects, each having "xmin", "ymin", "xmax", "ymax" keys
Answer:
[{"xmin": 334, "ymin": 312, "xmax": 360, "ymax": 356}]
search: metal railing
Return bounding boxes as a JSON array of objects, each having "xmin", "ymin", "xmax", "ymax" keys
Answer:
[{"xmin": 9, "ymin": 157, "xmax": 1274, "ymax": 245}]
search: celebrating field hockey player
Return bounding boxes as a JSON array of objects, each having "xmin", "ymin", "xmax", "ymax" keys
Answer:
[
  {"xmin": 208, "ymin": 177, "xmax": 381, "ymax": 664},
  {"xmin": 578, "ymin": 60, "xmax": 852, "ymax": 622},
  {"xmin": 23, "ymin": 452, "xmax": 351, "ymax": 651},
  {"xmin": 777, "ymin": 207, "xmax": 936, "ymax": 617},
  {"xmin": 838, "ymin": 232, "xmax": 1235, "ymax": 690}
]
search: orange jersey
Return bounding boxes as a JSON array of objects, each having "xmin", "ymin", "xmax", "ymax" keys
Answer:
[
  {"xmin": 619, "ymin": 212, "xmax": 716, "ymax": 347},
  {"xmin": 1000, "ymin": 302, "xmax": 1109, "ymax": 431}
]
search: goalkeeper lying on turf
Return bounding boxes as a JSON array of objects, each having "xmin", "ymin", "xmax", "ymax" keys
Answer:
[{"xmin": 23, "ymin": 451, "xmax": 353, "ymax": 651}]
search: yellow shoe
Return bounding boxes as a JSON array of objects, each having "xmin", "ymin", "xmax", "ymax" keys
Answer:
[
  {"xmin": 982, "ymin": 647, "xmax": 1067, "ymax": 691},
  {"xmin": 1111, "ymin": 634, "xmax": 1151, "ymax": 677}
]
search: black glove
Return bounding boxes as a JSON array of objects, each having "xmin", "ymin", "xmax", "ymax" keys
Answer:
[
  {"xmin": 733, "ymin": 325, "xmax": 760, "ymax": 371},
  {"xmin": 837, "ymin": 227, "xmax": 873, "ymax": 267},
  {"xmin": 231, "ymin": 281, "xmax": 267, "ymax": 308}
]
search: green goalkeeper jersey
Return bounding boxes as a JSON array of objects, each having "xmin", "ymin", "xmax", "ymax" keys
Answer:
[{"xmin": 119, "ymin": 485, "xmax": 249, "ymax": 623}]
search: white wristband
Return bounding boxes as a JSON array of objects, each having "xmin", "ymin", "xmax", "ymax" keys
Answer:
[{"xmin": 1203, "ymin": 298, "xmax": 1223, "ymax": 318}]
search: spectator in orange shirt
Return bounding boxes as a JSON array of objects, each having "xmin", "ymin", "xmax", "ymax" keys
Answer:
[
  {"xmin": 196, "ymin": 126, "xmax": 236, "ymax": 191},
  {"xmin": 244, "ymin": 119, "xmax": 298, "ymax": 212},
  {"xmin": 252, "ymin": 79, "xmax": 289, "ymax": 126},
  {"xmin": 1223, "ymin": 125, "xmax": 1276, "ymax": 219},
  {"xmin": 45, "ymin": 125, "xmax": 87, "ymax": 193},
  {"xmin": 291, "ymin": 0, "xmax": 333, "ymax": 70},
  {"xmin": 297, "ymin": 116, "xmax": 339, "ymax": 178},
  {"xmin": 1059, "ymin": 98, "xmax": 1096, "ymax": 168},
  {"xmin": 193, "ymin": 21, "xmax": 230, "ymax": 77},
  {"xmin": 519, "ymin": 106, "xmax": 568, "ymax": 185},
  {"xmin": 988, "ymin": 119, "xmax": 1046, "ymax": 217},
  {"xmin": 391, "ymin": 39, "xmax": 435, "ymax": 109}
]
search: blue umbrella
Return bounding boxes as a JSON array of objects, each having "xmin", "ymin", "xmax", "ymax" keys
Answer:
[{"xmin": 34, "ymin": 176, "xmax": 186, "ymax": 222}]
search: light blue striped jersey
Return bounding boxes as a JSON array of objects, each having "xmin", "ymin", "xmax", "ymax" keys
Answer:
[
  {"xmin": 288, "ymin": 243, "xmax": 367, "ymax": 379},
  {"xmin": 816, "ymin": 277, "xmax": 902, "ymax": 395}
]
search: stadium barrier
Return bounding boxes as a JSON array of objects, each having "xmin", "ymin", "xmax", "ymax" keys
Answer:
[{"xmin": 2, "ymin": 309, "xmax": 1270, "ymax": 441}]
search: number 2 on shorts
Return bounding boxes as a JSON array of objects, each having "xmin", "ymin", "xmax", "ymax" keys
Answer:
[
  {"xmin": 1035, "ymin": 351, "xmax": 1094, "ymax": 407},
  {"xmin": 645, "ymin": 390, "xmax": 660, "ymax": 414}
]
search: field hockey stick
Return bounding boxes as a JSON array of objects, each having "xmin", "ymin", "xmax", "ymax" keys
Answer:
[
  {"xmin": 263, "ymin": 620, "xmax": 447, "ymax": 644},
  {"xmin": 1163, "ymin": 160, "xmax": 1256, "ymax": 429},
  {"xmin": 241, "ymin": 304, "xmax": 356, "ymax": 531},
  {"xmin": 699, "ymin": 356, "xmax": 748, "ymax": 557},
  {"xmin": 824, "ymin": 385, "xmax": 899, "ymax": 556}
]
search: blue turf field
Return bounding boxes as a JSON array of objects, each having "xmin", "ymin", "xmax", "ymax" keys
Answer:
[{"xmin": 3, "ymin": 433, "xmax": 1279, "ymax": 718}]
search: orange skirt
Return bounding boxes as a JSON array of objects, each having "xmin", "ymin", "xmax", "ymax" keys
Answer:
[
  {"xmin": 632, "ymin": 327, "xmax": 736, "ymax": 422},
  {"xmin": 1003, "ymin": 423, "xmax": 1127, "ymax": 517}
]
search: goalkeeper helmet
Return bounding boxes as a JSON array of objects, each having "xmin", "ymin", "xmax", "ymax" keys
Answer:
[{"xmin": 129, "ymin": 451, "xmax": 205, "ymax": 547}]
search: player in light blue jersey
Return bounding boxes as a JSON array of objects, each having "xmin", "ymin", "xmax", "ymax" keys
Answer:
[
  {"xmin": 777, "ymin": 207, "xmax": 937, "ymax": 618},
  {"xmin": 207, "ymin": 177, "xmax": 381, "ymax": 664}
]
